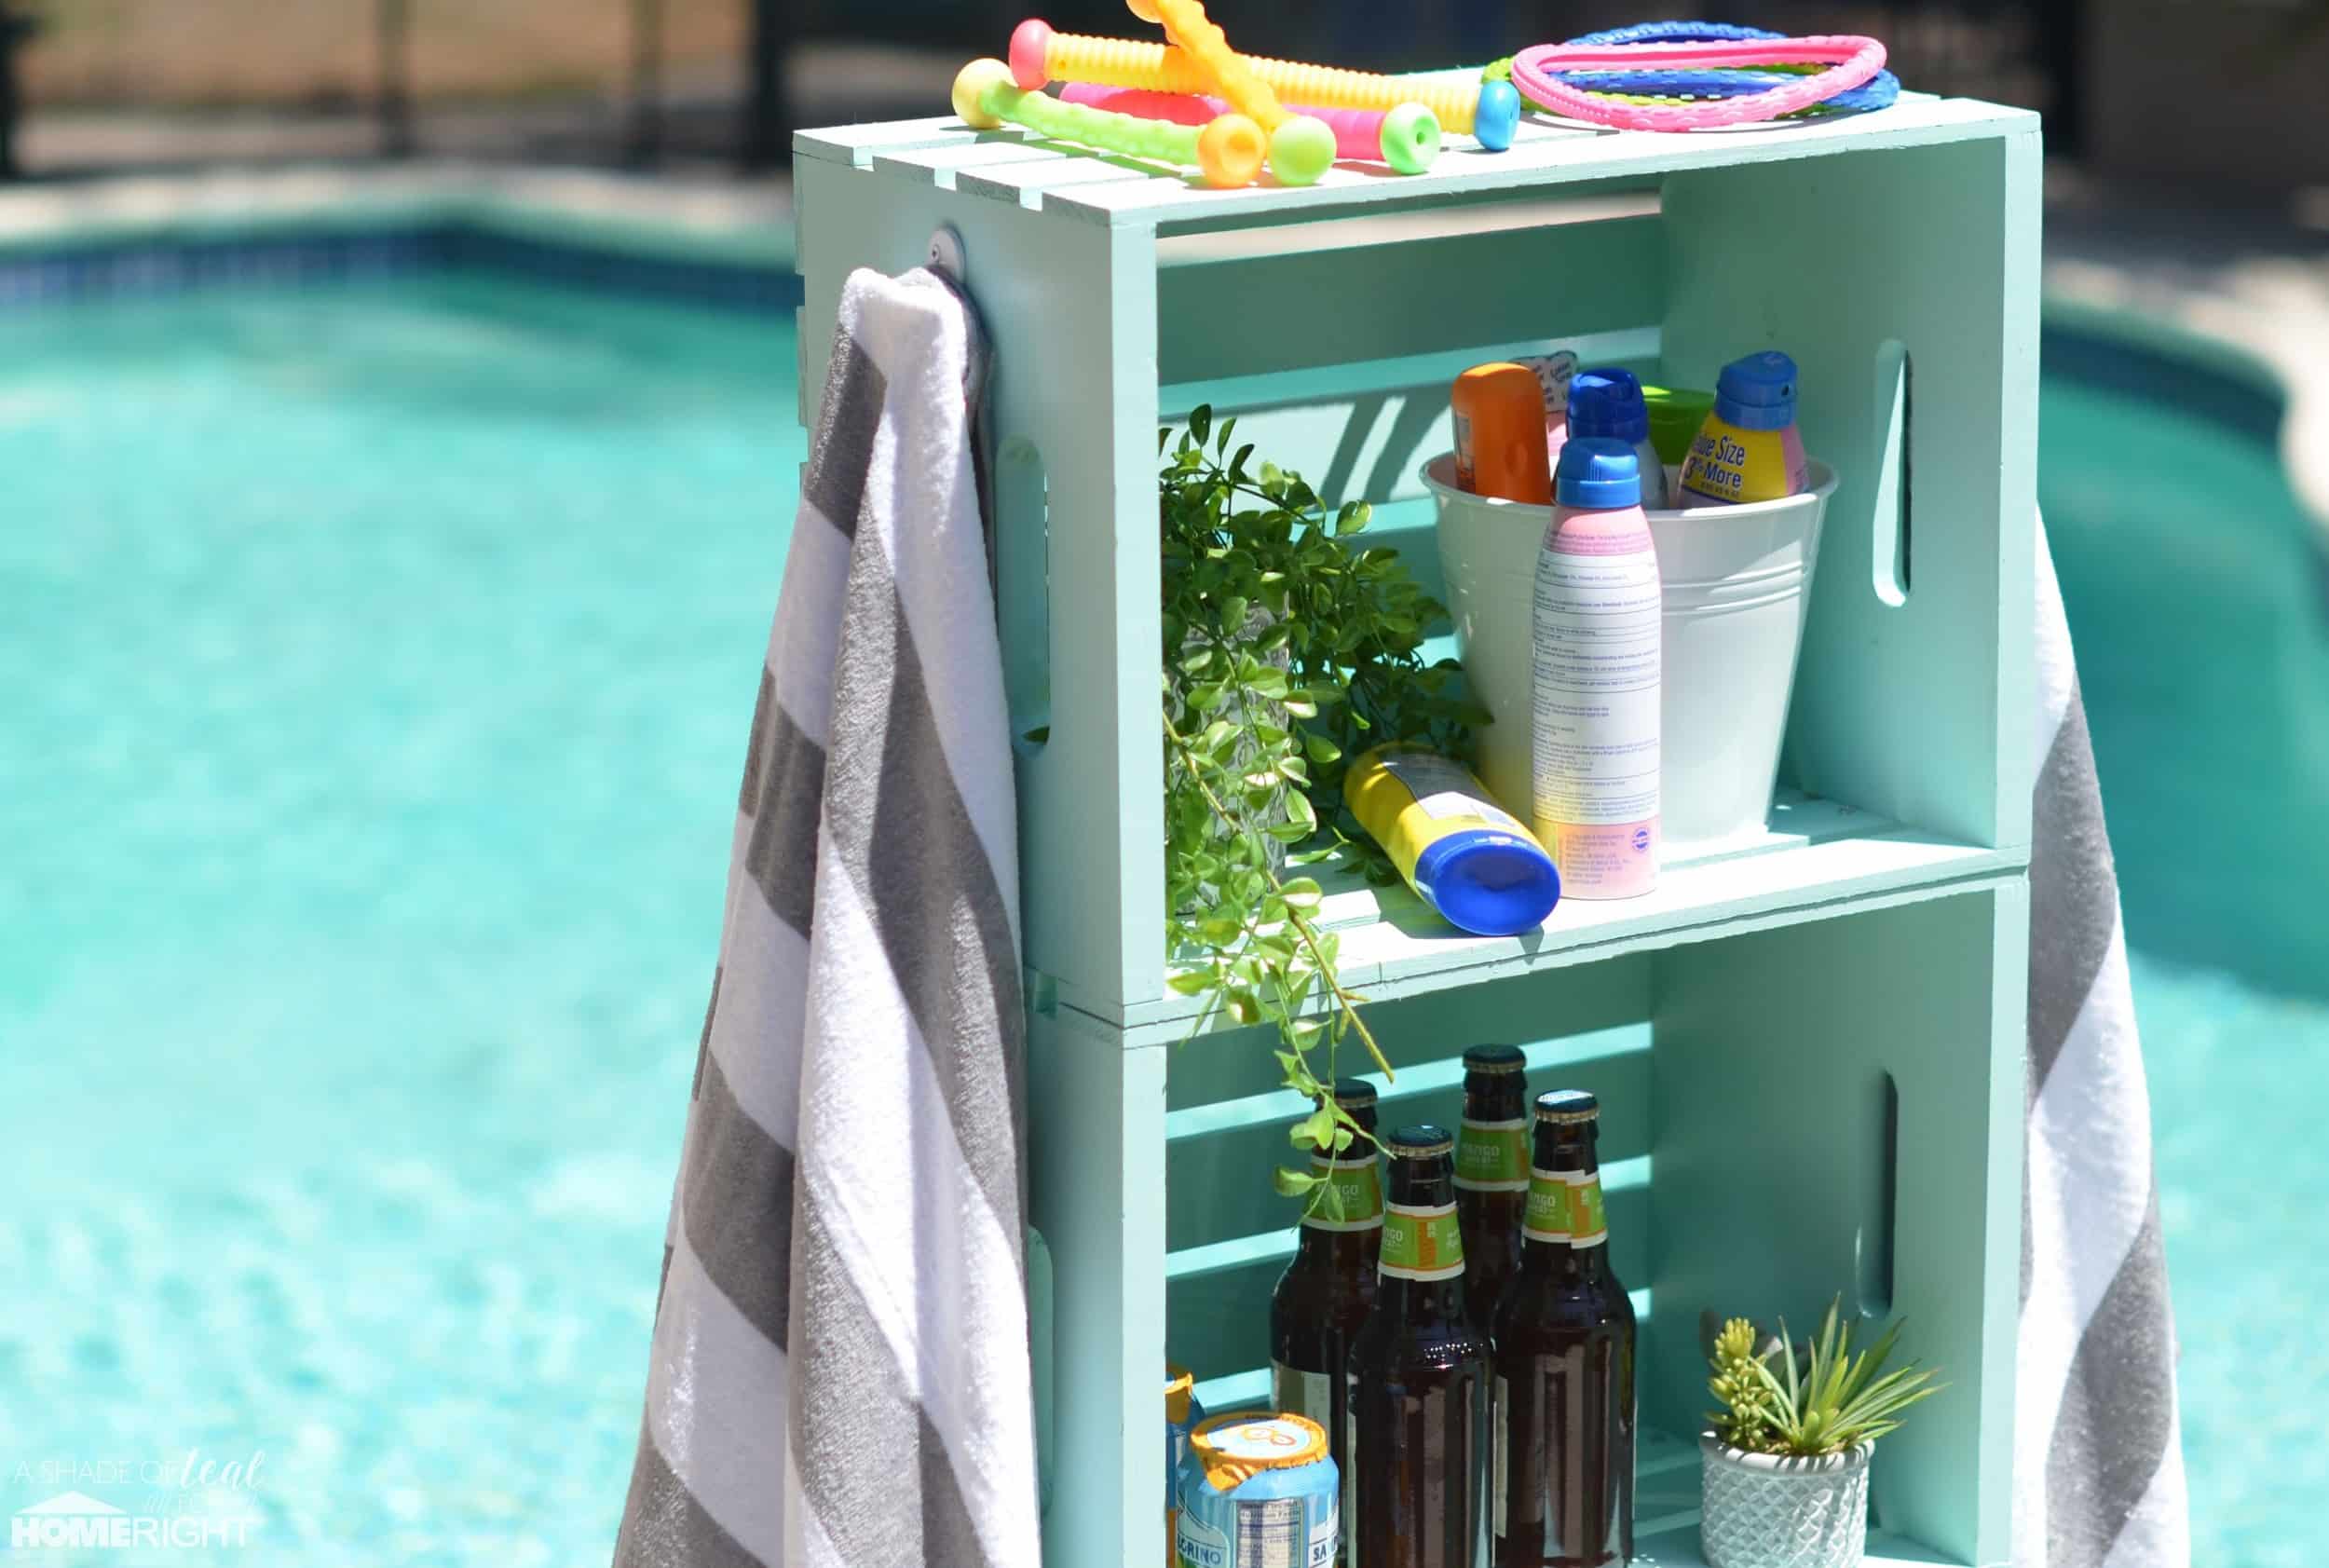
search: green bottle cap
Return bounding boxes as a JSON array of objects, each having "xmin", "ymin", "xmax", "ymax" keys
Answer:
[{"xmin": 1643, "ymin": 384, "xmax": 1716, "ymax": 468}]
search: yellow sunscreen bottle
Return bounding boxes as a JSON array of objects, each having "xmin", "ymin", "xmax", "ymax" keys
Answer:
[
  {"xmin": 1679, "ymin": 350, "xmax": 1808, "ymax": 505},
  {"xmin": 1344, "ymin": 746, "xmax": 1559, "ymax": 935}
]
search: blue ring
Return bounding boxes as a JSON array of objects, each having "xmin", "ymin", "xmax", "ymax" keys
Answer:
[
  {"xmin": 1554, "ymin": 65, "xmax": 1900, "ymax": 114},
  {"xmin": 1566, "ymin": 20, "xmax": 1787, "ymax": 47}
]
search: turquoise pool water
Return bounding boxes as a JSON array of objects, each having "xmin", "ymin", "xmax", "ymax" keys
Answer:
[
  {"xmin": 0, "ymin": 276, "xmax": 2319, "ymax": 1564},
  {"xmin": 2040, "ymin": 333, "xmax": 2329, "ymax": 1568},
  {"xmin": 0, "ymin": 276, "xmax": 800, "ymax": 1563}
]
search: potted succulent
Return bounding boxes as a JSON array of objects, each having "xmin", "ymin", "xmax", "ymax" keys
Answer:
[{"xmin": 1699, "ymin": 1299, "xmax": 1944, "ymax": 1568}]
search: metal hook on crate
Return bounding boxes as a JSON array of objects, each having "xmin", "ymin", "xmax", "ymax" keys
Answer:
[{"xmin": 926, "ymin": 223, "xmax": 967, "ymax": 285}]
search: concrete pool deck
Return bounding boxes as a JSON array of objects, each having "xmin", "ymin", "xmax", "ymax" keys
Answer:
[{"xmin": 2044, "ymin": 170, "xmax": 2329, "ymax": 543}]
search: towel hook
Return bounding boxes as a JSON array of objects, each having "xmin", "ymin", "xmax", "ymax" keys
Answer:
[{"xmin": 927, "ymin": 224, "xmax": 967, "ymax": 284}]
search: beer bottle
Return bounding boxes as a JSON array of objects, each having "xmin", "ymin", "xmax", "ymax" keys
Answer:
[
  {"xmin": 1271, "ymin": 1078, "xmax": 1382, "ymax": 1477},
  {"xmin": 1345, "ymin": 1124, "xmax": 1492, "ymax": 1568},
  {"xmin": 1453, "ymin": 1044, "xmax": 1531, "ymax": 1331},
  {"xmin": 1490, "ymin": 1090, "xmax": 1636, "ymax": 1567}
]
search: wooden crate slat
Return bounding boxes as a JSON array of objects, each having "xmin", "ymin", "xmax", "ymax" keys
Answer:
[
  {"xmin": 792, "ymin": 116, "xmax": 977, "ymax": 167},
  {"xmin": 867, "ymin": 136, "xmax": 1054, "ymax": 190}
]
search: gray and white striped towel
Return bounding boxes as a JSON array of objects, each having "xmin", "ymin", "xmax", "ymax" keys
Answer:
[
  {"xmin": 2019, "ymin": 517, "xmax": 2188, "ymax": 1567},
  {"xmin": 614, "ymin": 264, "xmax": 1038, "ymax": 1568}
]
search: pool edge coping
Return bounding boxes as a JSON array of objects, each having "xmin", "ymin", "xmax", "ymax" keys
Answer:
[{"xmin": 0, "ymin": 163, "xmax": 796, "ymax": 276}]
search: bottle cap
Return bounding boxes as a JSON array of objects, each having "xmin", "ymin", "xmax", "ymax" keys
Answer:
[
  {"xmin": 1534, "ymin": 1089, "xmax": 1600, "ymax": 1124},
  {"xmin": 1643, "ymin": 383, "xmax": 1715, "ymax": 466},
  {"xmin": 1712, "ymin": 351, "xmax": 1800, "ymax": 431},
  {"xmin": 1461, "ymin": 1043, "xmax": 1527, "ymax": 1073},
  {"xmin": 1189, "ymin": 1414, "xmax": 1328, "ymax": 1492},
  {"xmin": 1554, "ymin": 437, "xmax": 1641, "ymax": 508},
  {"xmin": 1567, "ymin": 367, "xmax": 1651, "ymax": 444},
  {"xmin": 1329, "ymin": 1078, "xmax": 1378, "ymax": 1108},
  {"xmin": 1414, "ymin": 827, "xmax": 1559, "ymax": 934},
  {"xmin": 1388, "ymin": 1123, "xmax": 1454, "ymax": 1157}
]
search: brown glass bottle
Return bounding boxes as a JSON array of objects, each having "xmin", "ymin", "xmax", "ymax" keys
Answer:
[
  {"xmin": 1345, "ymin": 1124, "xmax": 1492, "ymax": 1568},
  {"xmin": 1453, "ymin": 1044, "xmax": 1530, "ymax": 1332},
  {"xmin": 1271, "ymin": 1078, "xmax": 1382, "ymax": 1484},
  {"xmin": 1491, "ymin": 1090, "xmax": 1636, "ymax": 1567}
]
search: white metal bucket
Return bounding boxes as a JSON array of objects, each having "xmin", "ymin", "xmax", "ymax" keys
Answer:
[{"xmin": 1423, "ymin": 455, "xmax": 1838, "ymax": 859}]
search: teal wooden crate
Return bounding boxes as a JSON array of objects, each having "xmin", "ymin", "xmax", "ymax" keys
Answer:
[{"xmin": 794, "ymin": 91, "xmax": 2038, "ymax": 1568}]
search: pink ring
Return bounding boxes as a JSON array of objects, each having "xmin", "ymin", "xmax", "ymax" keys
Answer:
[{"xmin": 1508, "ymin": 34, "xmax": 1886, "ymax": 131}]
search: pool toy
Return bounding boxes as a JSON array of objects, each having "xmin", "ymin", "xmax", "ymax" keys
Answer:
[
  {"xmin": 1117, "ymin": 0, "xmax": 1334, "ymax": 184},
  {"xmin": 1010, "ymin": 19, "xmax": 1521, "ymax": 151},
  {"xmin": 951, "ymin": 57, "xmax": 1265, "ymax": 188},
  {"xmin": 1489, "ymin": 22, "xmax": 1898, "ymax": 118},
  {"xmin": 1506, "ymin": 34, "xmax": 1886, "ymax": 131},
  {"xmin": 1059, "ymin": 84, "xmax": 1440, "ymax": 172}
]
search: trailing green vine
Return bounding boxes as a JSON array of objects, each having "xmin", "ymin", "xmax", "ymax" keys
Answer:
[{"xmin": 1159, "ymin": 406, "xmax": 1480, "ymax": 1208}]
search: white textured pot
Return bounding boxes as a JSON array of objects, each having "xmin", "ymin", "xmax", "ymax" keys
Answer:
[{"xmin": 1698, "ymin": 1433, "xmax": 1872, "ymax": 1568}]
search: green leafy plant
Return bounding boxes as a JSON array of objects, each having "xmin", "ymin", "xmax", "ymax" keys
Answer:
[
  {"xmin": 1706, "ymin": 1298, "xmax": 1944, "ymax": 1457},
  {"xmin": 1158, "ymin": 406, "xmax": 1479, "ymax": 1208}
]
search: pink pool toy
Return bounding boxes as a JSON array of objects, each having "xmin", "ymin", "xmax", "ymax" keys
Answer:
[
  {"xmin": 1507, "ymin": 34, "xmax": 1886, "ymax": 131},
  {"xmin": 1059, "ymin": 83, "xmax": 1441, "ymax": 170}
]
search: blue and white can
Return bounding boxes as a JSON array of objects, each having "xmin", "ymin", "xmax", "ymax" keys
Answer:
[{"xmin": 1174, "ymin": 1413, "xmax": 1340, "ymax": 1568}]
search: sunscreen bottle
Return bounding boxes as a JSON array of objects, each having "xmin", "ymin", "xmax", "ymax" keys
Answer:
[
  {"xmin": 1345, "ymin": 745, "xmax": 1559, "ymax": 935},
  {"xmin": 1679, "ymin": 350, "xmax": 1807, "ymax": 504},
  {"xmin": 1532, "ymin": 439, "xmax": 1661, "ymax": 899}
]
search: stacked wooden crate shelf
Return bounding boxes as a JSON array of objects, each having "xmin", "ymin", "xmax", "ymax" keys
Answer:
[{"xmin": 795, "ymin": 89, "xmax": 2039, "ymax": 1568}]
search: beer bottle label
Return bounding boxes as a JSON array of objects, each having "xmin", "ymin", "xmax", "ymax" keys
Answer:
[
  {"xmin": 1379, "ymin": 1200, "xmax": 1464, "ymax": 1281},
  {"xmin": 1522, "ymin": 1166, "xmax": 1573, "ymax": 1244},
  {"xmin": 1563, "ymin": 1170, "xmax": 1609, "ymax": 1248},
  {"xmin": 1453, "ymin": 1117, "xmax": 1531, "ymax": 1193},
  {"xmin": 1272, "ymin": 1361, "xmax": 1332, "ymax": 1432},
  {"xmin": 1302, "ymin": 1154, "xmax": 1384, "ymax": 1233}
]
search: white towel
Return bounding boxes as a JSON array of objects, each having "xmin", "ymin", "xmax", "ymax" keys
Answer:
[
  {"xmin": 2017, "ymin": 516, "xmax": 2189, "ymax": 1568},
  {"xmin": 614, "ymin": 264, "xmax": 1038, "ymax": 1568}
]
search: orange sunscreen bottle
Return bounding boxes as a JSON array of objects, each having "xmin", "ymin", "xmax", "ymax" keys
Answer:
[{"xmin": 1451, "ymin": 363, "xmax": 1554, "ymax": 505}]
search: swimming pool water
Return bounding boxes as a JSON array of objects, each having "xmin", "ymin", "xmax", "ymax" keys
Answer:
[
  {"xmin": 1, "ymin": 282, "xmax": 2319, "ymax": 1563},
  {"xmin": 0, "ymin": 276, "xmax": 800, "ymax": 1563},
  {"xmin": 2041, "ymin": 341, "xmax": 2329, "ymax": 1568}
]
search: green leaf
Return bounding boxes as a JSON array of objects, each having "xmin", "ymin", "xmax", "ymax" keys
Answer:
[
  {"xmin": 1273, "ymin": 1166, "xmax": 1324, "ymax": 1197},
  {"xmin": 1165, "ymin": 969, "xmax": 1213, "ymax": 996},
  {"xmin": 1279, "ymin": 877, "xmax": 1323, "ymax": 911},
  {"xmin": 1293, "ymin": 1104, "xmax": 1338, "ymax": 1151},
  {"xmin": 1189, "ymin": 405, "xmax": 1211, "ymax": 447}
]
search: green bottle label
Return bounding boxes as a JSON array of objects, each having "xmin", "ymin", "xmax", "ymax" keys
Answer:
[
  {"xmin": 1453, "ymin": 1117, "xmax": 1530, "ymax": 1193},
  {"xmin": 1303, "ymin": 1155, "xmax": 1384, "ymax": 1233},
  {"xmin": 1521, "ymin": 1166, "xmax": 1572, "ymax": 1245},
  {"xmin": 1564, "ymin": 1170, "xmax": 1609, "ymax": 1248},
  {"xmin": 1379, "ymin": 1201, "xmax": 1465, "ymax": 1281}
]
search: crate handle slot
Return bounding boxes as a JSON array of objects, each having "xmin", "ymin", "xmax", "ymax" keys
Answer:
[
  {"xmin": 1872, "ymin": 338, "xmax": 1914, "ymax": 607},
  {"xmin": 996, "ymin": 435, "xmax": 1052, "ymax": 755},
  {"xmin": 1857, "ymin": 1069, "xmax": 1900, "ymax": 1319}
]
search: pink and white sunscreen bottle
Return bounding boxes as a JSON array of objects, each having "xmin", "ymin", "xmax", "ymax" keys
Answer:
[{"xmin": 1531, "ymin": 437, "xmax": 1660, "ymax": 899}]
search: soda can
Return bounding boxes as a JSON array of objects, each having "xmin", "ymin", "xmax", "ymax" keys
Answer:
[
  {"xmin": 1175, "ymin": 1412, "xmax": 1339, "ymax": 1568},
  {"xmin": 1166, "ymin": 1364, "xmax": 1205, "ymax": 1564}
]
